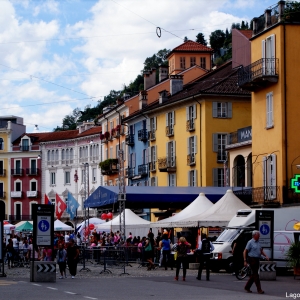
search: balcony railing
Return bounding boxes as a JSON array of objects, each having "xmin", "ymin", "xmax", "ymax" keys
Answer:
[
  {"xmin": 20, "ymin": 145, "xmax": 30, "ymax": 151},
  {"xmin": 138, "ymin": 164, "xmax": 148, "ymax": 177},
  {"xmin": 165, "ymin": 125, "xmax": 174, "ymax": 137},
  {"xmin": 127, "ymin": 168, "xmax": 135, "ymax": 179},
  {"xmin": 11, "ymin": 191, "xmax": 22, "ymax": 198},
  {"xmin": 27, "ymin": 191, "xmax": 38, "ymax": 197},
  {"xmin": 158, "ymin": 156, "xmax": 176, "ymax": 172},
  {"xmin": 149, "ymin": 161, "xmax": 156, "ymax": 172},
  {"xmin": 138, "ymin": 129, "xmax": 148, "ymax": 142},
  {"xmin": 238, "ymin": 58, "xmax": 279, "ymax": 91},
  {"xmin": 11, "ymin": 169, "xmax": 23, "ymax": 176},
  {"xmin": 100, "ymin": 159, "xmax": 119, "ymax": 175},
  {"xmin": 9, "ymin": 215, "xmax": 32, "ymax": 222},
  {"xmin": 148, "ymin": 130, "xmax": 156, "ymax": 141},
  {"xmin": 125, "ymin": 134, "xmax": 135, "ymax": 146},
  {"xmin": 26, "ymin": 168, "xmax": 39, "ymax": 175},
  {"xmin": 252, "ymin": 186, "xmax": 280, "ymax": 206},
  {"xmin": 217, "ymin": 151, "xmax": 227, "ymax": 162},
  {"xmin": 186, "ymin": 120, "xmax": 195, "ymax": 131},
  {"xmin": 227, "ymin": 131, "xmax": 238, "ymax": 145},
  {"xmin": 0, "ymin": 191, "xmax": 6, "ymax": 199},
  {"xmin": 0, "ymin": 169, "xmax": 6, "ymax": 176},
  {"xmin": 187, "ymin": 154, "xmax": 196, "ymax": 166}
]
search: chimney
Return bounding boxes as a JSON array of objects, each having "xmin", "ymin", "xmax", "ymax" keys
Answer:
[
  {"xmin": 264, "ymin": 9, "xmax": 272, "ymax": 29},
  {"xmin": 170, "ymin": 75, "xmax": 183, "ymax": 95},
  {"xmin": 139, "ymin": 90, "xmax": 148, "ymax": 110},
  {"xmin": 159, "ymin": 90, "xmax": 169, "ymax": 104},
  {"xmin": 143, "ymin": 68, "xmax": 156, "ymax": 89},
  {"xmin": 159, "ymin": 65, "xmax": 168, "ymax": 82}
]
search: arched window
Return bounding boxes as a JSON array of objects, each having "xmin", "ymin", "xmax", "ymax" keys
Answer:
[
  {"xmin": 47, "ymin": 150, "xmax": 50, "ymax": 162},
  {"xmin": 51, "ymin": 150, "xmax": 55, "ymax": 162},
  {"xmin": 55, "ymin": 150, "xmax": 59, "ymax": 162},
  {"xmin": 70, "ymin": 148, "xmax": 73, "ymax": 163},
  {"xmin": 66, "ymin": 149, "xmax": 69, "ymax": 160},
  {"xmin": 61, "ymin": 149, "xmax": 65, "ymax": 162}
]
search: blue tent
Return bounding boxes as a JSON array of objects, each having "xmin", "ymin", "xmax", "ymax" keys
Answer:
[{"xmin": 84, "ymin": 186, "xmax": 234, "ymax": 209}]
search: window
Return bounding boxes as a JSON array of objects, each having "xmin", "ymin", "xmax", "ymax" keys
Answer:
[
  {"xmin": 50, "ymin": 172, "xmax": 56, "ymax": 185},
  {"xmin": 188, "ymin": 170, "xmax": 197, "ymax": 186},
  {"xmin": 262, "ymin": 34, "xmax": 275, "ymax": 75},
  {"xmin": 150, "ymin": 117, "xmax": 156, "ymax": 132},
  {"xmin": 130, "ymin": 153, "xmax": 136, "ymax": 168},
  {"xmin": 30, "ymin": 181, "xmax": 37, "ymax": 191},
  {"xmin": 0, "ymin": 182, "xmax": 4, "ymax": 198},
  {"xmin": 109, "ymin": 147, "xmax": 113, "ymax": 159},
  {"xmin": 142, "ymin": 149, "xmax": 148, "ymax": 165},
  {"xmin": 116, "ymin": 145, "xmax": 119, "ymax": 158},
  {"xmin": 190, "ymin": 57, "xmax": 196, "ymax": 67},
  {"xmin": 150, "ymin": 177, "xmax": 157, "ymax": 186},
  {"xmin": 65, "ymin": 171, "xmax": 70, "ymax": 184},
  {"xmin": 92, "ymin": 168, "xmax": 97, "ymax": 182},
  {"xmin": 186, "ymin": 105, "xmax": 196, "ymax": 130},
  {"xmin": 166, "ymin": 111, "xmax": 175, "ymax": 135},
  {"xmin": 61, "ymin": 149, "xmax": 65, "ymax": 162},
  {"xmin": 110, "ymin": 121, "xmax": 114, "ymax": 131},
  {"xmin": 15, "ymin": 203, "xmax": 21, "ymax": 219},
  {"xmin": 212, "ymin": 102, "xmax": 232, "ymax": 118},
  {"xmin": 81, "ymin": 169, "xmax": 85, "ymax": 183},
  {"xmin": 15, "ymin": 181, "xmax": 21, "ymax": 191},
  {"xmin": 167, "ymin": 141, "xmax": 176, "ymax": 167},
  {"xmin": 149, "ymin": 146, "xmax": 156, "ymax": 171},
  {"xmin": 213, "ymin": 133, "xmax": 227, "ymax": 162},
  {"xmin": 263, "ymin": 154, "xmax": 277, "ymax": 200},
  {"xmin": 200, "ymin": 57, "xmax": 206, "ymax": 69},
  {"xmin": 168, "ymin": 174, "xmax": 176, "ymax": 186},
  {"xmin": 0, "ymin": 160, "xmax": 4, "ymax": 176},
  {"xmin": 187, "ymin": 136, "xmax": 197, "ymax": 164},
  {"xmin": 122, "ymin": 142, "xmax": 126, "ymax": 160},
  {"xmin": 30, "ymin": 159, "xmax": 37, "ymax": 174},
  {"xmin": 171, "ymin": 59, "xmax": 175, "ymax": 72},
  {"xmin": 266, "ymin": 92, "xmax": 273, "ymax": 128},
  {"xmin": 180, "ymin": 57, "xmax": 186, "ymax": 69},
  {"xmin": 21, "ymin": 138, "xmax": 29, "ymax": 151},
  {"xmin": 0, "ymin": 138, "xmax": 3, "ymax": 150},
  {"xmin": 15, "ymin": 160, "xmax": 21, "ymax": 172},
  {"xmin": 213, "ymin": 168, "xmax": 225, "ymax": 187}
]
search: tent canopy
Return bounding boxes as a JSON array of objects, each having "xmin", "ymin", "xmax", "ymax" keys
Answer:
[
  {"xmin": 54, "ymin": 219, "xmax": 72, "ymax": 231},
  {"xmin": 151, "ymin": 193, "xmax": 214, "ymax": 228},
  {"xmin": 84, "ymin": 186, "xmax": 232, "ymax": 209},
  {"xmin": 16, "ymin": 221, "xmax": 33, "ymax": 232},
  {"xmin": 76, "ymin": 217, "xmax": 106, "ymax": 233},
  {"xmin": 178, "ymin": 189, "xmax": 250, "ymax": 227}
]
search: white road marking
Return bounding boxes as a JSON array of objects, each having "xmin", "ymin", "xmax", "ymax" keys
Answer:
[
  {"xmin": 84, "ymin": 297, "xmax": 98, "ymax": 300},
  {"xmin": 32, "ymin": 283, "xmax": 41, "ymax": 286},
  {"xmin": 64, "ymin": 291, "xmax": 77, "ymax": 295},
  {"xmin": 47, "ymin": 287, "xmax": 58, "ymax": 290}
]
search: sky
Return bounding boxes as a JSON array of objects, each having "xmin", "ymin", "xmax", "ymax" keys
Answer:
[{"xmin": 0, "ymin": 0, "xmax": 276, "ymax": 133}]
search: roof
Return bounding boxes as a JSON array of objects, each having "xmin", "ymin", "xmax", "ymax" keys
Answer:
[
  {"xmin": 166, "ymin": 40, "xmax": 213, "ymax": 58},
  {"xmin": 239, "ymin": 30, "xmax": 252, "ymax": 39}
]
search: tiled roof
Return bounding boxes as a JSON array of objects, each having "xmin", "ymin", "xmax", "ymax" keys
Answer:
[
  {"xmin": 239, "ymin": 30, "xmax": 252, "ymax": 39},
  {"xmin": 166, "ymin": 40, "xmax": 213, "ymax": 58}
]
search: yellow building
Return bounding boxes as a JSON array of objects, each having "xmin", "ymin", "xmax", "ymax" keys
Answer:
[
  {"xmin": 238, "ymin": 1, "xmax": 300, "ymax": 205},
  {"xmin": 146, "ymin": 61, "xmax": 251, "ymax": 187},
  {"xmin": 0, "ymin": 116, "xmax": 25, "ymax": 218}
]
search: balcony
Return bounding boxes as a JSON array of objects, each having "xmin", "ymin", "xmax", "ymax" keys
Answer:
[
  {"xmin": 149, "ymin": 161, "xmax": 156, "ymax": 172},
  {"xmin": 165, "ymin": 125, "xmax": 174, "ymax": 137},
  {"xmin": 187, "ymin": 154, "xmax": 196, "ymax": 166},
  {"xmin": 227, "ymin": 126, "xmax": 252, "ymax": 149},
  {"xmin": 0, "ymin": 191, "xmax": 6, "ymax": 199},
  {"xmin": 252, "ymin": 186, "xmax": 280, "ymax": 207},
  {"xmin": 125, "ymin": 134, "xmax": 135, "ymax": 146},
  {"xmin": 0, "ymin": 169, "xmax": 6, "ymax": 176},
  {"xmin": 186, "ymin": 120, "xmax": 195, "ymax": 131},
  {"xmin": 27, "ymin": 191, "xmax": 38, "ymax": 197},
  {"xmin": 20, "ymin": 145, "xmax": 30, "ymax": 151},
  {"xmin": 138, "ymin": 164, "xmax": 148, "ymax": 177},
  {"xmin": 100, "ymin": 159, "xmax": 119, "ymax": 175},
  {"xmin": 158, "ymin": 156, "xmax": 176, "ymax": 172},
  {"xmin": 148, "ymin": 130, "xmax": 156, "ymax": 141},
  {"xmin": 11, "ymin": 169, "xmax": 23, "ymax": 176},
  {"xmin": 9, "ymin": 215, "xmax": 32, "ymax": 222},
  {"xmin": 138, "ymin": 129, "xmax": 148, "ymax": 142},
  {"xmin": 26, "ymin": 168, "xmax": 39, "ymax": 175},
  {"xmin": 11, "ymin": 191, "xmax": 22, "ymax": 198},
  {"xmin": 238, "ymin": 58, "xmax": 279, "ymax": 91},
  {"xmin": 217, "ymin": 151, "xmax": 227, "ymax": 162},
  {"xmin": 127, "ymin": 167, "xmax": 135, "ymax": 179}
]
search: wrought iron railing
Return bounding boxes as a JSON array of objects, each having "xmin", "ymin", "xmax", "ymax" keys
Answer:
[
  {"xmin": 165, "ymin": 125, "xmax": 174, "ymax": 137},
  {"xmin": 148, "ymin": 130, "xmax": 156, "ymax": 141},
  {"xmin": 138, "ymin": 164, "xmax": 148, "ymax": 177},
  {"xmin": 127, "ymin": 168, "xmax": 135, "ymax": 179},
  {"xmin": 149, "ymin": 161, "xmax": 156, "ymax": 172},
  {"xmin": 238, "ymin": 58, "xmax": 279, "ymax": 87},
  {"xmin": 9, "ymin": 215, "xmax": 32, "ymax": 222},
  {"xmin": 125, "ymin": 134, "xmax": 135, "ymax": 146},
  {"xmin": 11, "ymin": 169, "xmax": 23, "ymax": 176},
  {"xmin": 252, "ymin": 186, "xmax": 280, "ymax": 205},
  {"xmin": 20, "ymin": 145, "xmax": 30, "ymax": 151},
  {"xmin": 187, "ymin": 154, "xmax": 195, "ymax": 165},
  {"xmin": 186, "ymin": 120, "xmax": 195, "ymax": 131},
  {"xmin": 138, "ymin": 129, "xmax": 148, "ymax": 142},
  {"xmin": 0, "ymin": 169, "xmax": 6, "ymax": 176},
  {"xmin": 0, "ymin": 191, "xmax": 6, "ymax": 199},
  {"xmin": 26, "ymin": 168, "xmax": 39, "ymax": 175}
]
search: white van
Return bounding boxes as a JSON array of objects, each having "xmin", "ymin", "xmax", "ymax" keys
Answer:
[{"xmin": 210, "ymin": 207, "xmax": 300, "ymax": 272}]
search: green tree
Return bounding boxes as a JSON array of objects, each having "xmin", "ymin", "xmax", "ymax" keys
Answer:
[
  {"xmin": 195, "ymin": 33, "xmax": 207, "ymax": 45},
  {"xmin": 209, "ymin": 29, "xmax": 226, "ymax": 55}
]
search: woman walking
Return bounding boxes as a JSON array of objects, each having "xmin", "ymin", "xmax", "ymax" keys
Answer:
[
  {"xmin": 56, "ymin": 243, "xmax": 67, "ymax": 279},
  {"xmin": 66, "ymin": 238, "xmax": 80, "ymax": 279},
  {"xmin": 175, "ymin": 237, "xmax": 191, "ymax": 281},
  {"xmin": 159, "ymin": 234, "xmax": 173, "ymax": 270}
]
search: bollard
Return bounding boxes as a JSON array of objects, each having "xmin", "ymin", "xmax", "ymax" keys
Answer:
[
  {"xmin": 260, "ymin": 261, "xmax": 276, "ymax": 281},
  {"xmin": 32, "ymin": 261, "xmax": 56, "ymax": 282},
  {"xmin": 189, "ymin": 263, "xmax": 200, "ymax": 270}
]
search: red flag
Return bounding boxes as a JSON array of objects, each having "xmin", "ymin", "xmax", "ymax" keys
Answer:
[
  {"xmin": 45, "ymin": 194, "xmax": 52, "ymax": 205},
  {"xmin": 56, "ymin": 194, "xmax": 67, "ymax": 220}
]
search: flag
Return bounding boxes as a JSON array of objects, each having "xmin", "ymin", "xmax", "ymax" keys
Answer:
[
  {"xmin": 45, "ymin": 194, "xmax": 52, "ymax": 205},
  {"xmin": 66, "ymin": 191, "xmax": 80, "ymax": 220},
  {"xmin": 55, "ymin": 194, "xmax": 67, "ymax": 220}
]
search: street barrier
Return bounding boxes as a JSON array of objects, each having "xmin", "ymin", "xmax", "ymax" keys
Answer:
[{"xmin": 260, "ymin": 261, "xmax": 276, "ymax": 281}]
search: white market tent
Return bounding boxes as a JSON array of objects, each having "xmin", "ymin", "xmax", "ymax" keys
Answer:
[
  {"xmin": 96, "ymin": 209, "xmax": 154, "ymax": 238},
  {"xmin": 178, "ymin": 189, "xmax": 250, "ymax": 227},
  {"xmin": 151, "ymin": 193, "xmax": 214, "ymax": 228},
  {"xmin": 54, "ymin": 219, "xmax": 73, "ymax": 231},
  {"xmin": 76, "ymin": 217, "xmax": 106, "ymax": 234}
]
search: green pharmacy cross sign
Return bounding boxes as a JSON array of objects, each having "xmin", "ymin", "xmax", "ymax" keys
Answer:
[{"xmin": 291, "ymin": 175, "xmax": 300, "ymax": 193}]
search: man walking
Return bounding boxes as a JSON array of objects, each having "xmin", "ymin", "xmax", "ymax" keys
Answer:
[
  {"xmin": 243, "ymin": 230, "xmax": 269, "ymax": 294},
  {"xmin": 196, "ymin": 234, "xmax": 214, "ymax": 281}
]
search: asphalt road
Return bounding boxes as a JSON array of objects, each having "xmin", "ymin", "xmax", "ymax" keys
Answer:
[{"xmin": 0, "ymin": 273, "xmax": 298, "ymax": 300}]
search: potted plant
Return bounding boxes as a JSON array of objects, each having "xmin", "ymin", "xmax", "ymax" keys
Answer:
[
  {"xmin": 286, "ymin": 241, "xmax": 300, "ymax": 276},
  {"xmin": 104, "ymin": 131, "xmax": 110, "ymax": 140},
  {"xmin": 100, "ymin": 133, "xmax": 105, "ymax": 140}
]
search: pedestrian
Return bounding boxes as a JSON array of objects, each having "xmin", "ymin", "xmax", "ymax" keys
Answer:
[
  {"xmin": 175, "ymin": 237, "xmax": 191, "ymax": 281},
  {"xmin": 144, "ymin": 233, "xmax": 155, "ymax": 270},
  {"xmin": 6, "ymin": 239, "xmax": 15, "ymax": 269},
  {"xmin": 66, "ymin": 238, "xmax": 80, "ymax": 279},
  {"xmin": 159, "ymin": 234, "xmax": 173, "ymax": 270},
  {"xmin": 231, "ymin": 235, "xmax": 245, "ymax": 275},
  {"xmin": 56, "ymin": 243, "xmax": 67, "ymax": 279},
  {"xmin": 196, "ymin": 234, "xmax": 214, "ymax": 281},
  {"xmin": 243, "ymin": 230, "xmax": 269, "ymax": 294},
  {"xmin": 42, "ymin": 246, "xmax": 53, "ymax": 261}
]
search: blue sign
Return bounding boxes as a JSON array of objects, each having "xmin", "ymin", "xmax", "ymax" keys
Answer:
[
  {"xmin": 38, "ymin": 220, "xmax": 50, "ymax": 232},
  {"xmin": 260, "ymin": 223, "xmax": 270, "ymax": 236}
]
